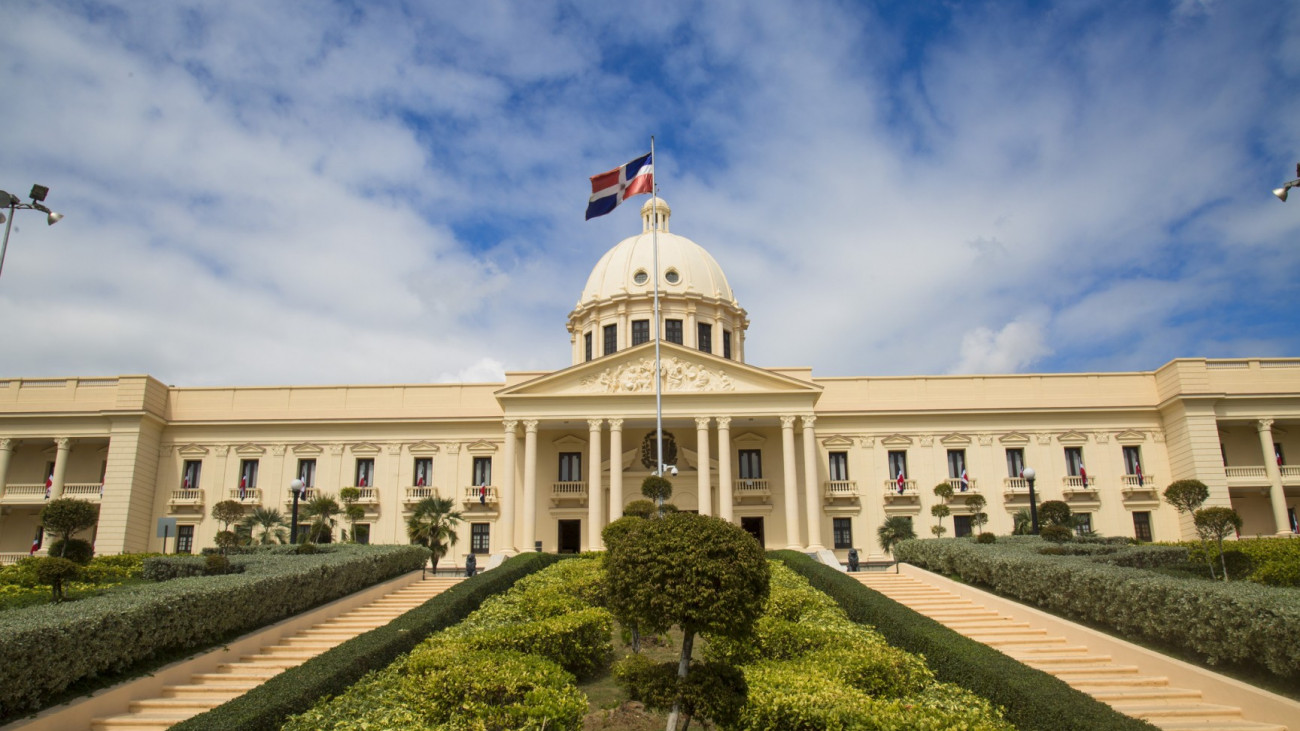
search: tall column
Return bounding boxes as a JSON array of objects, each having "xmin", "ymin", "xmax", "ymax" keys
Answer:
[
  {"xmin": 696, "ymin": 417, "xmax": 712, "ymax": 516},
  {"xmin": 588, "ymin": 419, "xmax": 604, "ymax": 550},
  {"xmin": 0, "ymin": 438, "xmax": 13, "ymax": 494},
  {"xmin": 522, "ymin": 420, "xmax": 539, "ymax": 552},
  {"xmin": 781, "ymin": 416, "xmax": 801, "ymax": 549},
  {"xmin": 499, "ymin": 420, "xmax": 518, "ymax": 553},
  {"xmin": 609, "ymin": 419, "xmax": 624, "ymax": 522},
  {"xmin": 802, "ymin": 416, "xmax": 823, "ymax": 550},
  {"xmin": 717, "ymin": 418, "xmax": 733, "ymax": 522},
  {"xmin": 50, "ymin": 437, "xmax": 71, "ymax": 499},
  {"xmin": 1257, "ymin": 419, "xmax": 1293, "ymax": 534}
]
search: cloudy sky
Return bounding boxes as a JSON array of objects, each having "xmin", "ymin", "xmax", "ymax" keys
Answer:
[{"xmin": 0, "ymin": 1, "xmax": 1296, "ymax": 386}]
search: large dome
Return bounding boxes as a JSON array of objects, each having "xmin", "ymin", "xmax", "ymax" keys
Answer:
[{"xmin": 577, "ymin": 198, "xmax": 736, "ymax": 306}]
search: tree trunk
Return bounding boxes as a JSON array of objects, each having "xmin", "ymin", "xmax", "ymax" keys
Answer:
[
  {"xmin": 665, "ymin": 629, "xmax": 695, "ymax": 731},
  {"xmin": 1200, "ymin": 537, "xmax": 1217, "ymax": 579},
  {"xmin": 1218, "ymin": 538, "xmax": 1229, "ymax": 581}
]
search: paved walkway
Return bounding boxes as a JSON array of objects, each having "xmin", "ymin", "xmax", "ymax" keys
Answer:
[{"xmin": 857, "ymin": 566, "xmax": 1297, "ymax": 731}]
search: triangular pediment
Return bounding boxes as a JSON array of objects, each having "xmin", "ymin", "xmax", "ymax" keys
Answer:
[
  {"xmin": 734, "ymin": 432, "xmax": 767, "ymax": 447},
  {"xmin": 350, "ymin": 442, "xmax": 382, "ymax": 456},
  {"xmin": 1114, "ymin": 430, "xmax": 1146, "ymax": 445},
  {"xmin": 409, "ymin": 441, "xmax": 440, "ymax": 456},
  {"xmin": 1057, "ymin": 431, "xmax": 1089, "ymax": 445},
  {"xmin": 234, "ymin": 443, "xmax": 265, "ymax": 456},
  {"xmin": 880, "ymin": 434, "xmax": 913, "ymax": 447},
  {"xmin": 1000, "ymin": 432, "xmax": 1030, "ymax": 446},
  {"xmin": 466, "ymin": 440, "xmax": 498, "ymax": 454},
  {"xmin": 291, "ymin": 442, "xmax": 323, "ymax": 456},
  {"xmin": 177, "ymin": 443, "xmax": 209, "ymax": 457},
  {"xmin": 821, "ymin": 435, "xmax": 855, "ymax": 449},
  {"xmin": 553, "ymin": 434, "xmax": 587, "ymax": 449},
  {"xmin": 940, "ymin": 433, "xmax": 972, "ymax": 446},
  {"xmin": 496, "ymin": 341, "xmax": 822, "ymax": 399}
]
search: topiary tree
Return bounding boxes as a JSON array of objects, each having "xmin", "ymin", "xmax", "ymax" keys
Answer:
[
  {"xmin": 38, "ymin": 498, "xmax": 100, "ymax": 558},
  {"xmin": 964, "ymin": 493, "xmax": 989, "ymax": 534},
  {"xmin": 603, "ymin": 512, "xmax": 769, "ymax": 731},
  {"xmin": 406, "ymin": 496, "xmax": 463, "ymax": 572},
  {"xmin": 339, "ymin": 487, "xmax": 364, "ymax": 542},
  {"xmin": 933, "ymin": 481, "xmax": 954, "ymax": 502},
  {"xmin": 623, "ymin": 499, "xmax": 656, "ymax": 519},
  {"xmin": 46, "ymin": 538, "xmax": 93, "ymax": 565},
  {"xmin": 640, "ymin": 475, "xmax": 676, "ymax": 516},
  {"xmin": 1165, "ymin": 479, "xmax": 1216, "ymax": 578},
  {"xmin": 929, "ymin": 503, "xmax": 950, "ymax": 537},
  {"xmin": 1038, "ymin": 500, "xmax": 1072, "ymax": 528},
  {"xmin": 211, "ymin": 499, "xmax": 245, "ymax": 553},
  {"xmin": 877, "ymin": 516, "xmax": 916, "ymax": 573},
  {"xmin": 1194, "ymin": 506, "xmax": 1243, "ymax": 581},
  {"xmin": 35, "ymin": 557, "xmax": 80, "ymax": 603}
]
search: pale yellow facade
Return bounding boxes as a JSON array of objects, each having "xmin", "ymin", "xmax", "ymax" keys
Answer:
[{"xmin": 2, "ymin": 200, "xmax": 1298, "ymax": 564}]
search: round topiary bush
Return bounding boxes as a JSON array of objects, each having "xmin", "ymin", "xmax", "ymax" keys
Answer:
[
  {"xmin": 46, "ymin": 538, "xmax": 94, "ymax": 564},
  {"xmin": 976, "ymin": 532, "xmax": 997, "ymax": 544},
  {"xmin": 1038, "ymin": 501, "xmax": 1072, "ymax": 527},
  {"xmin": 35, "ymin": 556, "xmax": 81, "ymax": 602},
  {"xmin": 1039, "ymin": 525, "xmax": 1073, "ymax": 544}
]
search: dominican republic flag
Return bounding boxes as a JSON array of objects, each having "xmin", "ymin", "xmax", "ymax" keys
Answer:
[
  {"xmin": 30, "ymin": 527, "xmax": 42, "ymax": 555},
  {"xmin": 896, "ymin": 469, "xmax": 906, "ymax": 494},
  {"xmin": 359, "ymin": 474, "xmax": 368, "ymax": 488},
  {"xmin": 416, "ymin": 473, "xmax": 425, "ymax": 487},
  {"xmin": 45, "ymin": 474, "xmax": 52, "ymax": 500},
  {"xmin": 479, "ymin": 485, "xmax": 487, "ymax": 504},
  {"xmin": 238, "ymin": 476, "xmax": 247, "ymax": 500},
  {"xmin": 1079, "ymin": 465, "xmax": 1088, "ymax": 487},
  {"xmin": 959, "ymin": 469, "xmax": 970, "ymax": 492},
  {"xmin": 1278, "ymin": 452, "xmax": 1284, "ymax": 467},
  {"xmin": 1134, "ymin": 462, "xmax": 1143, "ymax": 486},
  {"xmin": 183, "ymin": 476, "xmax": 190, "ymax": 489},
  {"xmin": 585, "ymin": 152, "xmax": 653, "ymax": 220}
]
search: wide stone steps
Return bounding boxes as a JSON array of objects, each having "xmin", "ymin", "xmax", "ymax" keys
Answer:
[
  {"xmin": 855, "ymin": 572, "xmax": 1289, "ymax": 731},
  {"xmin": 90, "ymin": 576, "xmax": 463, "ymax": 731}
]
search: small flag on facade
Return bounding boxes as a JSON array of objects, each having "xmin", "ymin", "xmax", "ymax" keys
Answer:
[
  {"xmin": 1135, "ymin": 462, "xmax": 1143, "ymax": 486},
  {"xmin": 479, "ymin": 484, "xmax": 487, "ymax": 504},
  {"xmin": 416, "ymin": 473, "xmax": 425, "ymax": 487},
  {"xmin": 30, "ymin": 527, "xmax": 42, "ymax": 555},
  {"xmin": 959, "ymin": 469, "xmax": 970, "ymax": 492},
  {"xmin": 359, "ymin": 474, "xmax": 367, "ymax": 488},
  {"xmin": 585, "ymin": 152, "xmax": 653, "ymax": 220},
  {"xmin": 1079, "ymin": 464, "xmax": 1088, "ymax": 487},
  {"xmin": 45, "ymin": 474, "xmax": 52, "ymax": 500},
  {"xmin": 896, "ymin": 469, "xmax": 906, "ymax": 494},
  {"xmin": 239, "ymin": 475, "xmax": 247, "ymax": 500}
]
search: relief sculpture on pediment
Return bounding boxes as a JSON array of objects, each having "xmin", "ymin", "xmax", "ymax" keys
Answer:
[{"xmin": 579, "ymin": 356, "xmax": 735, "ymax": 393}]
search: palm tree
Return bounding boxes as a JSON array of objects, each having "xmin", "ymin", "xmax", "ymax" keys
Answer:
[
  {"xmin": 877, "ymin": 516, "xmax": 917, "ymax": 574},
  {"xmin": 406, "ymin": 496, "xmax": 463, "ymax": 572},
  {"xmin": 240, "ymin": 507, "xmax": 289, "ymax": 545},
  {"xmin": 303, "ymin": 494, "xmax": 342, "ymax": 543},
  {"xmin": 1012, "ymin": 509, "xmax": 1033, "ymax": 535}
]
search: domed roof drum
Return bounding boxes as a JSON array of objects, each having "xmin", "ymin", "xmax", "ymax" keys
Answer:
[{"xmin": 577, "ymin": 198, "xmax": 737, "ymax": 306}]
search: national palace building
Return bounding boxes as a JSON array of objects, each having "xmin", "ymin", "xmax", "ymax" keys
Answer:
[{"xmin": 1, "ymin": 198, "xmax": 1298, "ymax": 564}]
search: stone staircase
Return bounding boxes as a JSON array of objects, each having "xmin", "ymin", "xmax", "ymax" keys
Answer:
[
  {"xmin": 855, "ymin": 571, "xmax": 1289, "ymax": 731},
  {"xmin": 88, "ymin": 576, "xmax": 463, "ymax": 731}
]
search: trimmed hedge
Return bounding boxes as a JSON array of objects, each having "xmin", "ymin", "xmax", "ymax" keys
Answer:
[
  {"xmin": 174, "ymin": 552, "xmax": 563, "ymax": 731},
  {"xmin": 893, "ymin": 538, "xmax": 1300, "ymax": 680},
  {"xmin": 0, "ymin": 544, "xmax": 428, "ymax": 720},
  {"xmin": 771, "ymin": 551, "xmax": 1157, "ymax": 731}
]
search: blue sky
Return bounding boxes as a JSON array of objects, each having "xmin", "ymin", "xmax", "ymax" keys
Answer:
[{"xmin": 0, "ymin": 0, "xmax": 1296, "ymax": 386}]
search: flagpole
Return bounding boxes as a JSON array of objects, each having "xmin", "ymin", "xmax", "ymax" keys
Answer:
[{"xmin": 651, "ymin": 135, "xmax": 664, "ymax": 483}]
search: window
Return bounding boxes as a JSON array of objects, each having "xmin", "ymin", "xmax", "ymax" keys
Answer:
[
  {"xmin": 297, "ymin": 459, "xmax": 316, "ymax": 488},
  {"xmin": 603, "ymin": 324, "xmax": 617, "ymax": 355},
  {"xmin": 238, "ymin": 460, "xmax": 259, "ymax": 489},
  {"xmin": 698, "ymin": 323, "xmax": 712, "ymax": 353},
  {"xmin": 1074, "ymin": 513, "xmax": 1093, "ymax": 536},
  {"xmin": 1132, "ymin": 512, "xmax": 1152, "ymax": 542},
  {"xmin": 1122, "ymin": 446, "xmax": 1141, "ymax": 475},
  {"xmin": 413, "ymin": 458, "xmax": 432, "ymax": 487},
  {"xmin": 665, "ymin": 319, "xmax": 683, "ymax": 344},
  {"xmin": 352, "ymin": 524, "xmax": 371, "ymax": 544},
  {"xmin": 176, "ymin": 525, "xmax": 195, "ymax": 554},
  {"xmin": 738, "ymin": 449, "xmax": 763, "ymax": 480},
  {"xmin": 665, "ymin": 269, "xmax": 680, "ymax": 284},
  {"xmin": 181, "ymin": 460, "xmax": 202, "ymax": 490},
  {"xmin": 633, "ymin": 270, "xmax": 649, "ymax": 285},
  {"xmin": 1065, "ymin": 447, "xmax": 1084, "ymax": 476},
  {"xmin": 887, "ymin": 451, "xmax": 908, "ymax": 480},
  {"xmin": 1006, "ymin": 448, "xmax": 1025, "ymax": 478},
  {"xmin": 947, "ymin": 450, "xmax": 966, "ymax": 479},
  {"xmin": 632, "ymin": 319, "xmax": 650, "ymax": 346},
  {"xmin": 584, "ymin": 332, "xmax": 592, "ymax": 362},
  {"xmin": 471, "ymin": 523, "xmax": 491, "ymax": 554},
  {"xmin": 723, "ymin": 330, "xmax": 733, "ymax": 359},
  {"xmin": 355, "ymin": 458, "xmax": 375, "ymax": 488},
  {"xmin": 473, "ymin": 457, "xmax": 492, "ymax": 486},
  {"xmin": 828, "ymin": 452, "xmax": 849, "ymax": 481},
  {"xmin": 833, "ymin": 518, "xmax": 853, "ymax": 549},
  {"xmin": 953, "ymin": 515, "xmax": 972, "ymax": 538},
  {"xmin": 558, "ymin": 452, "xmax": 582, "ymax": 482}
]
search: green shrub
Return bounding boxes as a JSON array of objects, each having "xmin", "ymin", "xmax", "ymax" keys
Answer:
[
  {"xmin": 1098, "ymin": 545, "xmax": 1188, "ymax": 569},
  {"xmin": 1039, "ymin": 500, "xmax": 1072, "ymax": 527},
  {"xmin": 976, "ymin": 532, "xmax": 997, "ymax": 544},
  {"xmin": 613, "ymin": 654, "xmax": 746, "ymax": 729},
  {"xmin": 1185, "ymin": 537, "xmax": 1300, "ymax": 587},
  {"xmin": 46, "ymin": 539, "xmax": 94, "ymax": 564},
  {"xmin": 1040, "ymin": 525, "xmax": 1073, "ymax": 543},
  {"xmin": 435, "ymin": 606, "xmax": 613, "ymax": 679},
  {"xmin": 34, "ymin": 558, "xmax": 80, "ymax": 602}
]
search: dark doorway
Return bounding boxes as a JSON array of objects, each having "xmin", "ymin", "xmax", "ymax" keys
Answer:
[
  {"xmin": 557, "ymin": 519, "xmax": 582, "ymax": 554},
  {"xmin": 1132, "ymin": 511, "xmax": 1153, "ymax": 542},
  {"xmin": 740, "ymin": 517, "xmax": 765, "ymax": 547},
  {"xmin": 953, "ymin": 515, "xmax": 972, "ymax": 538}
]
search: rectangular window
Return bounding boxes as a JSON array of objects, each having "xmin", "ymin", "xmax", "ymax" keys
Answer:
[
  {"xmin": 1122, "ymin": 446, "xmax": 1141, "ymax": 475},
  {"xmin": 239, "ymin": 459, "xmax": 259, "ymax": 489},
  {"xmin": 1074, "ymin": 513, "xmax": 1093, "ymax": 536},
  {"xmin": 828, "ymin": 452, "xmax": 849, "ymax": 481},
  {"xmin": 1006, "ymin": 448, "xmax": 1025, "ymax": 478},
  {"xmin": 297, "ymin": 459, "xmax": 316, "ymax": 488},
  {"xmin": 181, "ymin": 460, "xmax": 202, "ymax": 490},
  {"xmin": 473, "ymin": 457, "xmax": 492, "ymax": 486},
  {"xmin": 832, "ymin": 518, "xmax": 853, "ymax": 549},
  {"xmin": 632, "ymin": 319, "xmax": 650, "ymax": 346},
  {"xmin": 355, "ymin": 458, "xmax": 375, "ymax": 487},
  {"xmin": 603, "ymin": 324, "xmax": 617, "ymax": 356},
  {"xmin": 558, "ymin": 452, "xmax": 582, "ymax": 482},
  {"xmin": 738, "ymin": 449, "xmax": 763, "ymax": 479},
  {"xmin": 471, "ymin": 523, "xmax": 491, "ymax": 554},
  {"xmin": 947, "ymin": 450, "xmax": 966, "ymax": 479},
  {"xmin": 353, "ymin": 524, "xmax": 371, "ymax": 544},
  {"xmin": 413, "ymin": 457, "xmax": 432, "ymax": 487},
  {"xmin": 887, "ymin": 451, "xmax": 908, "ymax": 480},
  {"xmin": 665, "ymin": 319, "xmax": 683, "ymax": 344},
  {"xmin": 176, "ymin": 525, "xmax": 195, "ymax": 554},
  {"xmin": 723, "ymin": 330, "xmax": 733, "ymax": 359},
  {"xmin": 1132, "ymin": 511, "xmax": 1152, "ymax": 542},
  {"xmin": 584, "ymin": 332, "xmax": 593, "ymax": 362},
  {"xmin": 1065, "ymin": 447, "xmax": 1084, "ymax": 476},
  {"xmin": 953, "ymin": 515, "xmax": 973, "ymax": 538},
  {"xmin": 697, "ymin": 323, "xmax": 712, "ymax": 353}
]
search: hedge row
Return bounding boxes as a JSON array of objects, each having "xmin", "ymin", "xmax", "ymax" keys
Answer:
[
  {"xmin": 771, "ymin": 551, "xmax": 1157, "ymax": 731},
  {"xmin": 0, "ymin": 544, "xmax": 428, "ymax": 720},
  {"xmin": 892, "ymin": 538, "xmax": 1300, "ymax": 680},
  {"xmin": 174, "ymin": 552, "xmax": 564, "ymax": 731}
]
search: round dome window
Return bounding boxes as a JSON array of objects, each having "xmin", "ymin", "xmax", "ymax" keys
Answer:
[
  {"xmin": 665, "ymin": 269, "xmax": 681, "ymax": 285},
  {"xmin": 633, "ymin": 270, "xmax": 649, "ymax": 285}
]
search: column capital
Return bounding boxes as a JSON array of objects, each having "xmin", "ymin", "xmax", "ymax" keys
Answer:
[
  {"xmin": 695, "ymin": 416, "xmax": 711, "ymax": 429},
  {"xmin": 780, "ymin": 415, "xmax": 797, "ymax": 429},
  {"xmin": 1258, "ymin": 418, "xmax": 1275, "ymax": 433},
  {"xmin": 801, "ymin": 415, "xmax": 817, "ymax": 430},
  {"xmin": 716, "ymin": 416, "xmax": 731, "ymax": 430},
  {"xmin": 523, "ymin": 419, "xmax": 539, "ymax": 433},
  {"xmin": 503, "ymin": 419, "xmax": 519, "ymax": 433},
  {"xmin": 54, "ymin": 437, "xmax": 71, "ymax": 450},
  {"xmin": 608, "ymin": 418, "xmax": 624, "ymax": 431},
  {"xmin": 0, "ymin": 437, "xmax": 12, "ymax": 451},
  {"xmin": 588, "ymin": 418, "xmax": 604, "ymax": 431}
]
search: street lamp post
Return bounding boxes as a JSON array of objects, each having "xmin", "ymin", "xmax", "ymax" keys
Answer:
[
  {"xmin": 1273, "ymin": 163, "xmax": 1300, "ymax": 202},
  {"xmin": 1022, "ymin": 467, "xmax": 1040, "ymax": 534},
  {"xmin": 289, "ymin": 478, "xmax": 305, "ymax": 545},
  {"xmin": 0, "ymin": 184, "xmax": 64, "ymax": 281}
]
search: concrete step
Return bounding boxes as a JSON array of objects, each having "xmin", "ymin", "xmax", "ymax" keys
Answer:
[
  {"xmin": 1069, "ymin": 675, "xmax": 1171, "ymax": 688},
  {"xmin": 128, "ymin": 697, "xmax": 224, "ymax": 713},
  {"xmin": 974, "ymin": 635, "xmax": 1067, "ymax": 647},
  {"xmin": 1111, "ymin": 703, "xmax": 1243, "ymax": 720},
  {"xmin": 1021, "ymin": 653, "xmax": 1113, "ymax": 665},
  {"xmin": 1149, "ymin": 722, "xmax": 1287, "ymax": 731},
  {"xmin": 192, "ymin": 671, "xmax": 281, "ymax": 682},
  {"xmin": 92, "ymin": 711, "xmax": 196, "ymax": 729},
  {"xmin": 954, "ymin": 626, "xmax": 1048, "ymax": 637},
  {"xmin": 1048, "ymin": 665, "xmax": 1141, "ymax": 677},
  {"xmin": 1090, "ymin": 688, "xmax": 1204, "ymax": 702}
]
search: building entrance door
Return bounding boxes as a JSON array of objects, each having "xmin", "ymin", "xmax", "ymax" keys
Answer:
[
  {"xmin": 557, "ymin": 519, "xmax": 581, "ymax": 554},
  {"xmin": 740, "ymin": 517, "xmax": 765, "ymax": 547}
]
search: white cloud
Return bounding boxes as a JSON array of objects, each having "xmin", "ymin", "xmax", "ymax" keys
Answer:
[{"xmin": 952, "ymin": 319, "xmax": 1054, "ymax": 374}]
